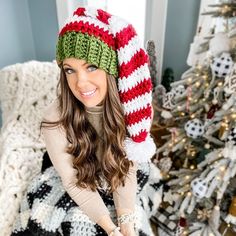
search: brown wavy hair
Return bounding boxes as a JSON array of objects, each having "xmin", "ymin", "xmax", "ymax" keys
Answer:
[{"xmin": 41, "ymin": 68, "xmax": 132, "ymax": 192}]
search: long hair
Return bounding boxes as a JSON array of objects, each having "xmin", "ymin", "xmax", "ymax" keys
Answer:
[{"xmin": 41, "ymin": 68, "xmax": 132, "ymax": 192}]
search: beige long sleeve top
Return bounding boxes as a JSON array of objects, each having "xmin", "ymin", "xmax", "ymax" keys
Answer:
[{"xmin": 41, "ymin": 100, "xmax": 137, "ymax": 223}]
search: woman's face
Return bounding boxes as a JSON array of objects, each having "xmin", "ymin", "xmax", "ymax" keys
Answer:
[{"xmin": 63, "ymin": 58, "xmax": 107, "ymax": 108}]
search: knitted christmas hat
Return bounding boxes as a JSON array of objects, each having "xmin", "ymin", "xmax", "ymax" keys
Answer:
[{"xmin": 56, "ymin": 7, "xmax": 156, "ymax": 162}]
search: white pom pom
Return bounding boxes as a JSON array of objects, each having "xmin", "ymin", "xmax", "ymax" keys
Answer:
[
  {"xmin": 209, "ymin": 32, "xmax": 230, "ymax": 57},
  {"xmin": 124, "ymin": 136, "xmax": 156, "ymax": 162}
]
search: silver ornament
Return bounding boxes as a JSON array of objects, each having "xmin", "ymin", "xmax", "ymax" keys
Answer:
[
  {"xmin": 224, "ymin": 74, "xmax": 236, "ymax": 95},
  {"xmin": 184, "ymin": 118, "xmax": 205, "ymax": 139},
  {"xmin": 158, "ymin": 157, "xmax": 172, "ymax": 173},
  {"xmin": 162, "ymin": 91, "xmax": 175, "ymax": 110},
  {"xmin": 210, "ymin": 52, "xmax": 233, "ymax": 78},
  {"xmin": 191, "ymin": 177, "xmax": 208, "ymax": 199}
]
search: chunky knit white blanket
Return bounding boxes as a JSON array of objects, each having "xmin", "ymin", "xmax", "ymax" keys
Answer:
[{"xmin": 0, "ymin": 61, "xmax": 59, "ymax": 236}]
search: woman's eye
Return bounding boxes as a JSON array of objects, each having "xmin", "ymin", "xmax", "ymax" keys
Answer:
[
  {"xmin": 64, "ymin": 68, "xmax": 74, "ymax": 74},
  {"xmin": 87, "ymin": 65, "xmax": 98, "ymax": 72}
]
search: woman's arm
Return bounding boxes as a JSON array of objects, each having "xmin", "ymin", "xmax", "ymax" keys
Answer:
[
  {"xmin": 112, "ymin": 162, "xmax": 138, "ymax": 236},
  {"xmin": 41, "ymin": 101, "xmax": 117, "ymax": 234},
  {"xmin": 112, "ymin": 162, "xmax": 137, "ymax": 213}
]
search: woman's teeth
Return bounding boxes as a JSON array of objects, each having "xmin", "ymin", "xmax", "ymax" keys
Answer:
[{"xmin": 81, "ymin": 89, "xmax": 96, "ymax": 96}]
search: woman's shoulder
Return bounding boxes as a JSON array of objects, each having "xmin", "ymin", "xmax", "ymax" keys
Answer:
[{"xmin": 42, "ymin": 99, "xmax": 60, "ymax": 122}]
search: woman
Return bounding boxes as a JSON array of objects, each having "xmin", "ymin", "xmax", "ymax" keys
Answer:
[{"xmin": 11, "ymin": 6, "xmax": 162, "ymax": 236}]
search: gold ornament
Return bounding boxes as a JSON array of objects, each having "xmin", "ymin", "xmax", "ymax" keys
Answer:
[
  {"xmin": 185, "ymin": 144, "xmax": 196, "ymax": 158},
  {"xmin": 197, "ymin": 208, "xmax": 212, "ymax": 221},
  {"xmin": 219, "ymin": 122, "xmax": 228, "ymax": 139},
  {"xmin": 183, "ymin": 157, "xmax": 189, "ymax": 169}
]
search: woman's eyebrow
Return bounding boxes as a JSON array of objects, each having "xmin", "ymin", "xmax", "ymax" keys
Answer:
[{"xmin": 63, "ymin": 63, "xmax": 72, "ymax": 67}]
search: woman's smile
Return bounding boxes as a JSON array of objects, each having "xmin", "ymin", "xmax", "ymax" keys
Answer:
[{"xmin": 80, "ymin": 88, "xmax": 97, "ymax": 97}]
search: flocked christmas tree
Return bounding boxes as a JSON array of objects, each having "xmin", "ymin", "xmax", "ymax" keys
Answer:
[{"xmin": 152, "ymin": 1, "xmax": 236, "ymax": 235}]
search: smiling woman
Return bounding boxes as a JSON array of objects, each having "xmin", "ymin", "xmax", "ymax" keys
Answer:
[
  {"xmin": 63, "ymin": 58, "xmax": 108, "ymax": 108},
  {"xmin": 0, "ymin": 1, "xmax": 204, "ymax": 235},
  {"xmin": 9, "ymin": 6, "xmax": 162, "ymax": 236}
]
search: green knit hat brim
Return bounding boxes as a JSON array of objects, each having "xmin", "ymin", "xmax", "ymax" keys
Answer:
[{"xmin": 56, "ymin": 31, "xmax": 118, "ymax": 78}]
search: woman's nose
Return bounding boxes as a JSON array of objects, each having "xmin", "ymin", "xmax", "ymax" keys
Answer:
[{"xmin": 75, "ymin": 71, "xmax": 87, "ymax": 86}]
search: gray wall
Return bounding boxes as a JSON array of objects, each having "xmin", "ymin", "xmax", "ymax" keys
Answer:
[
  {"xmin": 0, "ymin": 0, "xmax": 58, "ymax": 127},
  {"xmin": 0, "ymin": 0, "xmax": 36, "ymax": 69},
  {"xmin": 0, "ymin": 0, "xmax": 58, "ymax": 69},
  {"xmin": 28, "ymin": 0, "xmax": 58, "ymax": 62},
  {"xmin": 163, "ymin": 0, "xmax": 200, "ymax": 80}
]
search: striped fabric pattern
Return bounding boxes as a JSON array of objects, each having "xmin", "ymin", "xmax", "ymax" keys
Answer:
[{"xmin": 56, "ymin": 7, "xmax": 153, "ymax": 146}]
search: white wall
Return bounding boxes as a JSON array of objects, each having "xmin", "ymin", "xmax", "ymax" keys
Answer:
[{"xmin": 106, "ymin": 0, "xmax": 146, "ymax": 44}]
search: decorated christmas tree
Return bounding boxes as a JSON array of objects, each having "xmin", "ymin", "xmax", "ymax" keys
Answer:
[{"xmin": 152, "ymin": 1, "xmax": 236, "ymax": 235}]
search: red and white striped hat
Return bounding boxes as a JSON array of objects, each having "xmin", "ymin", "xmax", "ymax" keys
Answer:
[{"xmin": 56, "ymin": 7, "xmax": 156, "ymax": 162}]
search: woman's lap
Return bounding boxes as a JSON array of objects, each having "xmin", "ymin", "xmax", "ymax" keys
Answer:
[{"xmin": 11, "ymin": 152, "xmax": 160, "ymax": 236}]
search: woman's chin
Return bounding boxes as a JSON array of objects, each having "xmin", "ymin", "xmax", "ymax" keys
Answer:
[{"xmin": 80, "ymin": 99, "xmax": 104, "ymax": 108}]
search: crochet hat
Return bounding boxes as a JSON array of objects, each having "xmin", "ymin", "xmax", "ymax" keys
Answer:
[{"xmin": 56, "ymin": 6, "xmax": 156, "ymax": 162}]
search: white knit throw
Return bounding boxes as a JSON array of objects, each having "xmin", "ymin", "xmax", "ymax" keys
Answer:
[{"xmin": 0, "ymin": 60, "xmax": 59, "ymax": 236}]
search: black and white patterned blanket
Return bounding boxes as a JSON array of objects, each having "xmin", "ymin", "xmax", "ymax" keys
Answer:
[{"xmin": 11, "ymin": 152, "xmax": 163, "ymax": 236}]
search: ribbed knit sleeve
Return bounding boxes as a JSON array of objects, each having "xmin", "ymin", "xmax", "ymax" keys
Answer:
[
  {"xmin": 41, "ymin": 100, "xmax": 110, "ymax": 223},
  {"xmin": 112, "ymin": 162, "xmax": 137, "ymax": 213}
]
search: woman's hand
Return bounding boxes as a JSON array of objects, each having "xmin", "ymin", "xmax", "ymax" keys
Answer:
[
  {"xmin": 111, "ymin": 231, "xmax": 124, "ymax": 236},
  {"xmin": 120, "ymin": 223, "xmax": 136, "ymax": 236},
  {"xmin": 107, "ymin": 227, "xmax": 124, "ymax": 236},
  {"xmin": 116, "ymin": 209, "xmax": 136, "ymax": 236},
  {"xmin": 97, "ymin": 215, "xmax": 120, "ymax": 236}
]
